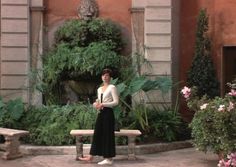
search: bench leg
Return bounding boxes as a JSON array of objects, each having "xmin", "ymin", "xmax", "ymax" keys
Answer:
[
  {"xmin": 127, "ymin": 136, "xmax": 136, "ymax": 160},
  {"xmin": 2, "ymin": 135, "xmax": 22, "ymax": 160},
  {"xmin": 75, "ymin": 136, "xmax": 83, "ymax": 160}
]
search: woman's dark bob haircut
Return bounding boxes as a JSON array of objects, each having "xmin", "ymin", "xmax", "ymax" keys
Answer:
[{"xmin": 102, "ymin": 68, "xmax": 112, "ymax": 77}]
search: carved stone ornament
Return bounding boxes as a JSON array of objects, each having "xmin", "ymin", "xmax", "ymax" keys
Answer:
[{"xmin": 78, "ymin": 0, "xmax": 99, "ymax": 20}]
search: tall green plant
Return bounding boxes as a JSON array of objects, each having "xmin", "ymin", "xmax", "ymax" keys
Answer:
[
  {"xmin": 112, "ymin": 75, "xmax": 172, "ymax": 132},
  {"xmin": 187, "ymin": 9, "xmax": 219, "ymax": 98}
]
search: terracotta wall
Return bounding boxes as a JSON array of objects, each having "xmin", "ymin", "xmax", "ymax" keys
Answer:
[
  {"xmin": 181, "ymin": 0, "xmax": 236, "ymax": 85},
  {"xmin": 180, "ymin": 0, "xmax": 214, "ymax": 83},
  {"xmin": 213, "ymin": 0, "xmax": 236, "ymax": 84},
  {"xmin": 44, "ymin": 0, "xmax": 132, "ymax": 51},
  {"xmin": 180, "ymin": 0, "xmax": 236, "ymax": 121}
]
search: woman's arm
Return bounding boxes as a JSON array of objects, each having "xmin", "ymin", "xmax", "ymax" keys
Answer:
[{"xmin": 93, "ymin": 88, "xmax": 100, "ymax": 109}]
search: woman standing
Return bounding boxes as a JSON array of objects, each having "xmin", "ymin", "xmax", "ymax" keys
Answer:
[{"xmin": 79, "ymin": 68, "xmax": 119, "ymax": 165}]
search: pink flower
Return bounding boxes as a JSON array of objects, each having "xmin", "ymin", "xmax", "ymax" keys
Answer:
[
  {"xmin": 181, "ymin": 86, "xmax": 191, "ymax": 99},
  {"xmin": 218, "ymin": 160, "xmax": 224, "ymax": 167},
  {"xmin": 218, "ymin": 159, "xmax": 231, "ymax": 167},
  {"xmin": 227, "ymin": 102, "xmax": 234, "ymax": 112},
  {"xmin": 228, "ymin": 89, "xmax": 236, "ymax": 96},
  {"xmin": 229, "ymin": 153, "xmax": 236, "ymax": 166},
  {"xmin": 218, "ymin": 152, "xmax": 236, "ymax": 167}
]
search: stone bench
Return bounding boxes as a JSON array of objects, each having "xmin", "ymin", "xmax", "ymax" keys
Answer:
[
  {"xmin": 70, "ymin": 129, "xmax": 142, "ymax": 160},
  {"xmin": 0, "ymin": 127, "xmax": 29, "ymax": 160}
]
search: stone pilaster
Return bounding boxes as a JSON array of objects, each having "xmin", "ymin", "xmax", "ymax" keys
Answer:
[
  {"xmin": 0, "ymin": 0, "xmax": 44, "ymax": 104},
  {"xmin": 0, "ymin": 0, "xmax": 30, "ymax": 103},
  {"xmin": 131, "ymin": 0, "xmax": 180, "ymax": 107},
  {"xmin": 29, "ymin": 0, "xmax": 44, "ymax": 105}
]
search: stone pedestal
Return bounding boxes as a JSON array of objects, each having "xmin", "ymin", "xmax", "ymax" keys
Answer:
[{"xmin": 2, "ymin": 136, "xmax": 22, "ymax": 160}]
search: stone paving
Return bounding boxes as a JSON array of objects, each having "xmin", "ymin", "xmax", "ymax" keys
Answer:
[{"xmin": 0, "ymin": 148, "xmax": 219, "ymax": 167}]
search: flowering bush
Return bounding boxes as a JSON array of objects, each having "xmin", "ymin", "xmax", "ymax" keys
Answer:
[
  {"xmin": 181, "ymin": 86, "xmax": 208, "ymax": 112},
  {"xmin": 218, "ymin": 153, "xmax": 236, "ymax": 167},
  {"xmin": 181, "ymin": 84, "xmax": 236, "ymax": 156}
]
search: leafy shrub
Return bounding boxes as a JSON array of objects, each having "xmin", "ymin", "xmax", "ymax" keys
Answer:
[
  {"xmin": 181, "ymin": 80, "xmax": 236, "ymax": 155},
  {"xmin": 149, "ymin": 110, "xmax": 183, "ymax": 142},
  {"xmin": 21, "ymin": 104, "xmax": 97, "ymax": 145},
  {"xmin": 54, "ymin": 19, "xmax": 124, "ymax": 52},
  {"xmin": 0, "ymin": 97, "xmax": 24, "ymax": 129},
  {"xmin": 120, "ymin": 105, "xmax": 186, "ymax": 143},
  {"xmin": 42, "ymin": 42, "xmax": 121, "ymax": 103},
  {"xmin": 190, "ymin": 96, "xmax": 236, "ymax": 155}
]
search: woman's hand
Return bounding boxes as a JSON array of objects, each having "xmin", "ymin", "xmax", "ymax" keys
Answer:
[
  {"xmin": 93, "ymin": 102, "xmax": 103, "ymax": 110},
  {"xmin": 93, "ymin": 102, "xmax": 98, "ymax": 108},
  {"xmin": 96, "ymin": 103, "xmax": 104, "ymax": 110}
]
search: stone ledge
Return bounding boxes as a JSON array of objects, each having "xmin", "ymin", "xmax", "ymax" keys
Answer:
[{"xmin": 15, "ymin": 140, "xmax": 193, "ymax": 156}]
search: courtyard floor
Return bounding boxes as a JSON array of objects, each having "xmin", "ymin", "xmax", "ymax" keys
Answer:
[{"xmin": 0, "ymin": 148, "xmax": 219, "ymax": 167}]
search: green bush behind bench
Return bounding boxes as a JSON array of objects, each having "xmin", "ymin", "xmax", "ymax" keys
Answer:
[{"xmin": 0, "ymin": 97, "xmax": 190, "ymax": 145}]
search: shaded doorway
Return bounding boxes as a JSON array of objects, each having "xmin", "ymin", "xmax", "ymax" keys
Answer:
[{"xmin": 222, "ymin": 46, "xmax": 236, "ymax": 94}]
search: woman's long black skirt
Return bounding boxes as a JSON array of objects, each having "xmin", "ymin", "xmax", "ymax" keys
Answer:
[{"xmin": 90, "ymin": 107, "xmax": 116, "ymax": 158}]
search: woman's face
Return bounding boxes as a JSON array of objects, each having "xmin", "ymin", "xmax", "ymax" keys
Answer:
[{"xmin": 102, "ymin": 73, "xmax": 111, "ymax": 83}]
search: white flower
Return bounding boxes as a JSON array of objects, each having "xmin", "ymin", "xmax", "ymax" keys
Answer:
[
  {"xmin": 218, "ymin": 105, "xmax": 225, "ymax": 112},
  {"xmin": 200, "ymin": 103, "xmax": 208, "ymax": 110}
]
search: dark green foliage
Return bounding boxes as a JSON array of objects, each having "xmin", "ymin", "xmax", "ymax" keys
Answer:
[
  {"xmin": 54, "ymin": 20, "xmax": 88, "ymax": 47},
  {"xmin": 190, "ymin": 98, "xmax": 236, "ymax": 155},
  {"xmin": 113, "ymin": 76, "xmax": 172, "ymax": 100},
  {"xmin": 41, "ymin": 18, "xmax": 124, "ymax": 104},
  {"xmin": 21, "ymin": 104, "xmax": 97, "ymax": 145},
  {"xmin": 0, "ymin": 97, "xmax": 24, "ymax": 129},
  {"xmin": 0, "ymin": 94, "xmax": 189, "ymax": 145},
  {"xmin": 187, "ymin": 9, "xmax": 219, "ymax": 98},
  {"xmin": 54, "ymin": 19, "xmax": 124, "ymax": 52},
  {"xmin": 111, "ymin": 76, "xmax": 189, "ymax": 142},
  {"xmin": 148, "ymin": 110, "xmax": 183, "ymax": 142},
  {"xmin": 124, "ymin": 107, "xmax": 185, "ymax": 142},
  {"xmin": 183, "ymin": 79, "xmax": 236, "ymax": 155}
]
